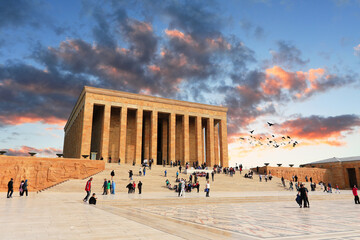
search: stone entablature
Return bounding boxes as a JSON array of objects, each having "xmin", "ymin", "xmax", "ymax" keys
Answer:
[{"xmin": 63, "ymin": 86, "xmax": 229, "ymax": 167}]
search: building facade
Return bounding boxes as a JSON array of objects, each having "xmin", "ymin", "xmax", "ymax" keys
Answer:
[{"xmin": 63, "ymin": 86, "xmax": 229, "ymax": 167}]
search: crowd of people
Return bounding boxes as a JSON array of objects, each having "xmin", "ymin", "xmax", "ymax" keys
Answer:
[{"xmin": 7, "ymin": 178, "xmax": 28, "ymax": 198}]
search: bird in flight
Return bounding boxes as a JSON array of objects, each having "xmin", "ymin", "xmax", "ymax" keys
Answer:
[
  {"xmin": 267, "ymin": 122, "xmax": 275, "ymax": 126},
  {"xmin": 250, "ymin": 130, "xmax": 254, "ymax": 134}
]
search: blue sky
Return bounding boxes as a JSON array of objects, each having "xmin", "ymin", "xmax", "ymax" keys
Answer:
[{"xmin": 0, "ymin": 0, "xmax": 359, "ymax": 167}]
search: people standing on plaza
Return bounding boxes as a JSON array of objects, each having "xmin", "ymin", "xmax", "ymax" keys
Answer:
[
  {"xmin": 294, "ymin": 175, "xmax": 298, "ymax": 182},
  {"xmin": 176, "ymin": 171, "xmax": 179, "ymax": 179},
  {"xmin": 107, "ymin": 180, "xmax": 111, "ymax": 194},
  {"xmin": 265, "ymin": 175, "xmax": 268, "ymax": 182},
  {"xmin": 139, "ymin": 167, "xmax": 142, "ymax": 176},
  {"xmin": 102, "ymin": 179, "xmax": 107, "ymax": 195},
  {"xmin": 298, "ymin": 184, "xmax": 309, "ymax": 208},
  {"xmin": 179, "ymin": 165, "xmax": 182, "ymax": 173},
  {"xmin": 206, "ymin": 172, "xmax": 209, "ymax": 181},
  {"xmin": 89, "ymin": 193, "xmax": 97, "ymax": 205},
  {"xmin": 335, "ymin": 184, "xmax": 340, "ymax": 194},
  {"xmin": 19, "ymin": 180, "xmax": 24, "ymax": 196},
  {"xmin": 111, "ymin": 181, "xmax": 115, "ymax": 194},
  {"xmin": 211, "ymin": 171, "xmax": 215, "ymax": 182},
  {"xmin": 118, "ymin": 158, "xmax": 121, "ymax": 165},
  {"xmin": 7, "ymin": 178, "xmax": 14, "ymax": 198},
  {"xmin": 352, "ymin": 185, "xmax": 359, "ymax": 204},
  {"xmin": 111, "ymin": 170, "xmax": 115, "ymax": 180},
  {"xmin": 143, "ymin": 167, "xmax": 146, "ymax": 176},
  {"xmin": 171, "ymin": 160, "xmax": 173, "ymax": 167},
  {"xmin": 310, "ymin": 177, "xmax": 312, "ymax": 183},
  {"xmin": 292, "ymin": 175, "xmax": 295, "ymax": 182},
  {"xmin": 164, "ymin": 169, "xmax": 167, "ymax": 177},
  {"xmin": 196, "ymin": 181, "xmax": 200, "ymax": 193},
  {"xmin": 132, "ymin": 181, "xmax": 136, "ymax": 194},
  {"xmin": 259, "ymin": 174, "xmax": 262, "ymax": 182},
  {"xmin": 305, "ymin": 176, "xmax": 308, "ymax": 182},
  {"xmin": 205, "ymin": 181, "xmax": 210, "ymax": 197},
  {"xmin": 83, "ymin": 177, "xmax": 92, "ymax": 202},
  {"xmin": 138, "ymin": 181, "xmax": 142, "ymax": 194},
  {"xmin": 180, "ymin": 179, "xmax": 185, "ymax": 197},
  {"xmin": 149, "ymin": 159, "xmax": 152, "ymax": 170},
  {"xmin": 178, "ymin": 181, "xmax": 182, "ymax": 197},
  {"xmin": 328, "ymin": 183, "xmax": 332, "ymax": 193},
  {"xmin": 289, "ymin": 181, "xmax": 294, "ymax": 191},
  {"xmin": 281, "ymin": 177, "xmax": 285, "ymax": 187},
  {"xmin": 126, "ymin": 182, "xmax": 133, "ymax": 193},
  {"xmin": 23, "ymin": 180, "xmax": 28, "ymax": 196},
  {"xmin": 129, "ymin": 170, "xmax": 133, "ymax": 180}
]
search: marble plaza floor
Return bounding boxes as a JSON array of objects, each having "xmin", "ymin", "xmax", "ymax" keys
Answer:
[{"xmin": 1, "ymin": 191, "xmax": 359, "ymax": 240}]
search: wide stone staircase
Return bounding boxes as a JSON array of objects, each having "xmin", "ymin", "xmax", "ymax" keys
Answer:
[{"xmin": 46, "ymin": 163, "xmax": 293, "ymax": 193}]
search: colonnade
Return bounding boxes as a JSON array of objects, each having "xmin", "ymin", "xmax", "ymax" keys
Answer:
[{"xmin": 79, "ymin": 103, "xmax": 228, "ymax": 167}]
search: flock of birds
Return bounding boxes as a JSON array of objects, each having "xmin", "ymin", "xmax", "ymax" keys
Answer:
[{"xmin": 239, "ymin": 122, "xmax": 299, "ymax": 149}]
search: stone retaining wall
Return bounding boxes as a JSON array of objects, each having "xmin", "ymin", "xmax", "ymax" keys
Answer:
[{"xmin": 0, "ymin": 156, "xmax": 105, "ymax": 191}]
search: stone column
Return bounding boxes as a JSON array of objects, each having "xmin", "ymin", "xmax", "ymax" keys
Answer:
[
  {"xmin": 183, "ymin": 114, "xmax": 189, "ymax": 165},
  {"xmin": 119, "ymin": 106, "xmax": 127, "ymax": 163},
  {"xmin": 355, "ymin": 167, "xmax": 360, "ymax": 188},
  {"xmin": 206, "ymin": 118, "xmax": 215, "ymax": 167},
  {"xmin": 214, "ymin": 121, "xmax": 219, "ymax": 166},
  {"xmin": 162, "ymin": 119, "xmax": 168, "ymax": 162},
  {"xmin": 100, "ymin": 104, "xmax": 111, "ymax": 160},
  {"xmin": 150, "ymin": 110, "xmax": 158, "ymax": 162},
  {"xmin": 219, "ymin": 118, "xmax": 228, "ymax": 167},
  {"xmin": 169, "ymin": 112, "xmax": 176, "ymax": 163},
  {"xmin": 80, "ymin": 99, "xmax": 93, "ymax": 158},
  {"xmin": 196, "ymin": 116, "xmax": 203, "ymax": 164},
  {"xmin": 135, "ymin": 108, "xmax": 143, "ymax": 165}
]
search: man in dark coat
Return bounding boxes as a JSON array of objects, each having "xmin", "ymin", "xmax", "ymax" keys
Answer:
[
  {"xmin": 298, "ymin": 184, "xmax": 309, "ymax": 208},
  {"xmin": 89, "ymin": 193, "xmax": 97, "ymax": 205},
  {"xmin": 138, "ymin": 181, "xmax": 142, "ymax": 194},
  {"xmin": 7, "ymin": 178, "xmax": 13, "ymax": 198}
]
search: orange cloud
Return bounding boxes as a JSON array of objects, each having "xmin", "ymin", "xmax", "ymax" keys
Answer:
[
  {"xmin": 165, "ymin": 29, "xmax": 198, "ymax": 48},
  {"xmin": 3, "ymin": 146, "xmax": 62, "ymax": 157},
  {"xmin": 262, "ymin": 66, "xmax": 327, "ymax": 98},
  {"xmin": 0, "ymin": 115, "xmax": 66, "ymax": 126}
]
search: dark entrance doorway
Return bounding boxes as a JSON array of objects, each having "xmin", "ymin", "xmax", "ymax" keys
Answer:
[{"xmin": 347, "ymin": 168, "xmax": 357, "ymax": 188}]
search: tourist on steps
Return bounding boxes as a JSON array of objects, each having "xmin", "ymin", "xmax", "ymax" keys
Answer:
[{"xmin": 83, "ymin": 177, "xmax": 92, "ymax": 202}]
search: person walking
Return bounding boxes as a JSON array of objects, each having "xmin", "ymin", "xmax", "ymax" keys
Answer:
[
  {"xmin": 7, "ymin": 178, "xmax": 14, "ymax": 198},
  {"xmin": 102, "ymin": 178, "xmax": 107, "ymax": 195},
  {"xmin": 259, "ymin": 174, "xmax": 262, "ymax": 182},
  {"xmin": 205, "ymin": 181, "xmax": 210, "ymax": 197},
  {"xmin": 143, "ymin": 167, "xmax": 146, "ymax": 176},
  {"xmin": 353, "ymin": 185, "xmax": 359, "ymax": 204},
  {"xmin": 111, "ymin": 170, "xmax": 115, "ymax": 180},
  {"xmin": 211, "ymin": 171, "xmax": 215, "ymax": 182},
  {"xmin": 298, "ymin": 184, "xmax": 309, "ymax": 208},
  {"xmin": 107, "ymin": 180, "xmax": 111, "ymax": 194},
  {"xmin": 196, "ymin": 181, "xmax": 200, "ymax": 193},
  {"xmin": 335, "ymin": 184, "xmax": 340, "ymax": 194},
  {"xmin": 19, "ymin": 180, "xmax": 24, "ymax": 196},
  {"xmin": 139, "ymin": 167, "xmax": 142, "ymax": 176},
  {"xmin": 83, "ymin": 177, "xmax": 92, "ymax": 202},
  {"xmin": 22, "ymin": 180, "xmax": 28, "ymax": 196},
  {"xmin": 111, "ymin": 180, "xmax": 116, "ymax": 194},
  {"xmin": 180, "ymin": 179, "xmax": 185, "ymax": 197},
  {"xmin": 129, "ymin": 170, "xmax": 133, "ymax": 180},
  {"xmin": 164, "ymin": 169, "xmax": 167, "ymax": 177},
  {"xmin": 176, "ymin": 171, "xmax": 179, "ymax": 179},
  {"xmin": 118, "ymin": 158, "xmax": 121, "ymax": 165},
  {"xmin": 178, "ymin": 181, "xmax": 182, "ymax": 197},
  {"xmin": 138, "ymin": 181, "xmax": 142, "ymax": 194}
]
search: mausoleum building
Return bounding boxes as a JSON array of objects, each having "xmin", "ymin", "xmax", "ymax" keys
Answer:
[{"xmin": 63, "ymin": 86, "xmax": 229, "ymax": 167}]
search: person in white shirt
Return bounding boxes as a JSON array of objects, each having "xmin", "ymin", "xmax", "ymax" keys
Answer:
[{"xmin": 206, "ymin": 181, "xmax": 210, "ymax": 197}]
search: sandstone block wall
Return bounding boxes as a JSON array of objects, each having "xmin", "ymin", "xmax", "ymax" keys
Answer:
[{"xmin": 0, "ymin": 156, "xmax": 105, "ymax": 191}]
